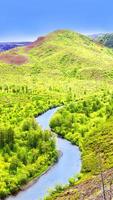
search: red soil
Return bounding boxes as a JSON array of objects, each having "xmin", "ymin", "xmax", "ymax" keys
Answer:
[
  {"xmin": 0, "ymin": 54, "xmax": 28, "ymax": 65},
  {"xmin": 25, "ymin": 36, "xmax": 46, "ymax": 51},
  {"xmin": 0, "ymin": 36, "xmax": 46, "ymax": 65}
]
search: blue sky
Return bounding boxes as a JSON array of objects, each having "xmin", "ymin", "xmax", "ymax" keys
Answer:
[{"xmin": 0, "ymin": 0, "xmax": 113, "ymax": 41}]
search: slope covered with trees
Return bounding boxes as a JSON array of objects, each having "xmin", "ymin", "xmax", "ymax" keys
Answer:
[
  {"xmin": 46, "ymin": 91, "xmax": 113, "ymax": 200},
  {"xmin": 0, "ymin": 88, "xmax": 60, "ymax": 198}
]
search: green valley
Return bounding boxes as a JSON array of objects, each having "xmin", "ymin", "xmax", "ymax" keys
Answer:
[{"xmin": 1, "ymin": 30, "xmax": 113, "ymax": 199}]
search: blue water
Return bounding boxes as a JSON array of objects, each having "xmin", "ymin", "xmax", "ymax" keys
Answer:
[
  {"xmin": 0, "ymin": 42, "xmax": 31, "ymax": 52},
  {"xmin": 7, "ymin": 107, "xmax": 81, "ymax": 200}
]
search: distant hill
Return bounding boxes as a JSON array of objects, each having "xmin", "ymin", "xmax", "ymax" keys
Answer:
[
  {"xmin": 90, "ymin": 33, "xmax": 113, "ymax": 48},
  {"xmin": 0, "ymin": 42, "xmax": 31, "ymax": 52},
  {"xmin": 89, "ymin": 33, "xmax": 102, "ymax": 40}
]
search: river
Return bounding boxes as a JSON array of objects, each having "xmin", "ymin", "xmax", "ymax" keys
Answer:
[{"xmin": 7, "ymin": 107, "xmax": 81, "ymax": 200}]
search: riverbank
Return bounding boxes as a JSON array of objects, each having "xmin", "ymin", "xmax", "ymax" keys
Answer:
[
  {"xmin": 20, "ymin": 151, "xmax": 63, "ymax": 191},
  {"xmin": 5, "ymin": 151, "xmax": 63, "ymax": 200},
  {"xmin": 46, "ymin": 167, "xmax": 113, "ymax": 200},
  {"xmin": 47, "ymin": 93, "xmax": 113, "ymax": 200},
  {"xmin": 6, "ymin": 108, "xmax": 81, "ymax": 200}
]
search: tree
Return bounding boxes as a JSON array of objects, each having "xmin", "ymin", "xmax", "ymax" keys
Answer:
[{"xmin": 9, "ymin": 157, "xmax": 19, "ymax": 174}]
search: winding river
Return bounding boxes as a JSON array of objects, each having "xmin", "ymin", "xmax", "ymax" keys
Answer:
[{"xmin": 7, "ymin": 107, "xmax": 81, "ymax": 200}]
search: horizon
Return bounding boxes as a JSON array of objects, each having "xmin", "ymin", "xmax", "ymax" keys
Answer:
[{"xmin": 0, "ymin": 30, "xmax": 112, "ymax": 43}]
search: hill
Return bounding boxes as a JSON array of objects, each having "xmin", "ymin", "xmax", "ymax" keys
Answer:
[
  {"xmin": 1, "ymin": 30, "xmax": 113, "ymax": 81},
  {"xmin": 1, "ymin": 30, "xmax": 113, "ymax": 199},
  {"xmin": 91, "ymin": 33, "xmax": 113, "ymax": 48}
]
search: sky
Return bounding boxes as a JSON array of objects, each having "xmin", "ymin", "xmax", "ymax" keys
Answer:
[{"xmin": 0, "ymin": 0, "xmax": 113, "ymax": 41}]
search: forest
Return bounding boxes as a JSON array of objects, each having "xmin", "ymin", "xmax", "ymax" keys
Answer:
[
  {"xmin": 0, "ymin": 86, "xmax": 61, "ymax": 197},
  {"xmin": 50, "ymin": 91, "xmax": 113, "ymax": 173}
]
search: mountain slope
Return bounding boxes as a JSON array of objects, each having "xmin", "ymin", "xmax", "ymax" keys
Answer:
[
  {"xmin": 1, "ymin": 30, "xmax": 113, "ymax": 81},
  {"xmin": 27, "ymin": 30, "xmax": 113, "ymax": 81}
]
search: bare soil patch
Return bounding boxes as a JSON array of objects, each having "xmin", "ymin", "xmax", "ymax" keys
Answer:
[{"xmin": 0, "ymin": 53, "xmax": 28, "ymax": 65}]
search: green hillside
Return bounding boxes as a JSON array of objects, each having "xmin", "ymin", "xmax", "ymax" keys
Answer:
[
  {"xmin": 1, "ymin": 30, "xmax": 113, "ymax": 199},
  {"xmin": 1, "ymin": 30, "xmax": 113, "ymax": 85}
]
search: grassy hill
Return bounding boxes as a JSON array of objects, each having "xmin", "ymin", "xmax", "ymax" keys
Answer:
[
  {"xmin": 1, "ymin": 30, "xmax": 113, "ymax": 199},
  {"xmin": 1, "ymin": 30, "xmax": 113, "ymax": 83}
]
